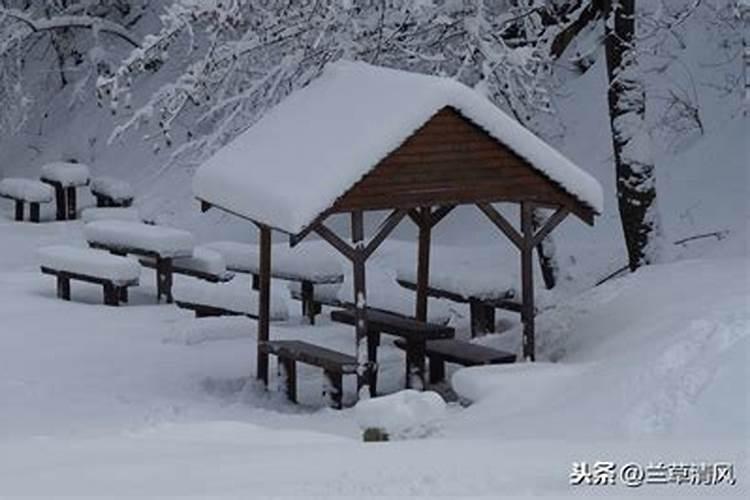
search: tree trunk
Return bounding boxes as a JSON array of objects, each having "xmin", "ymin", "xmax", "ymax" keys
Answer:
[{"xmin": 603, "ymin": 0, "xmax": 661, "ymax": 271}]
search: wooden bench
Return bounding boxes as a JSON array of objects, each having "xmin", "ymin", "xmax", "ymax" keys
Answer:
[
  {"xmin": 331, "ymin": 308, "xmax": 454, "ymax": 391},
  {"xmin": 259, "ymin": 340, "xmax": 358, "ymax": 409},
  {"xmin": 396, "ymin": 277, "xmax": 525, "ymax": 337},
  {"xmin": 173, "ymin": 279, "xmax": 288, "ymax": 321},
  {"xmin": 394, "ymin": 338, "xmax": 516, "ymax": 384},
  {"xmin": 38, "ymin": 245, "xmax": 140, "ymax": 306},
  {"xmin": 0, "ymin": 178, "xmax": 54, "ymax": 223},
  {"xmin": 90, "ymin": 177, "xmax": 134, "ymax": 208}
]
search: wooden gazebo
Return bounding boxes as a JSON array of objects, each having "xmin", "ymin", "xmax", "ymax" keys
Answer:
[{"xmin": 193, "ymin": 61, "xmax": 603, "ymax": 403}]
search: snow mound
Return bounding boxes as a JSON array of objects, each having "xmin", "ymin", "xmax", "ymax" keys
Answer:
[
  {"xmin": 0, "ymin": 178, "xmax": 54, "ymax": 202},
  {"xmin": 81, "ymin": 207, "xmax": 141, "ymax": 223},
  {"xmin": 40, "ymin": 162, "xmax": 91, "ymax": 187},
  {"xmin": 164, "ymin": 316, "xmax": 255, "ymax": 345},
  {"xmin": 354, "ymin": 390, "xmax": 446, "ymax": 439},
  {"xmin": 193, "ymin": 60, "xmax": 603, "ymax": 234}
]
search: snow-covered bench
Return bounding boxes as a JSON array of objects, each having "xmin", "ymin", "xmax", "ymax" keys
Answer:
[
  {"xmin": 173, "ymin": 278, "xmax": 288, "ymax": 320},
  {"xmin": 202, "ymin": 241, "xmax": 344, "ymax": 324},
  {"xmin": 84, "ymin": 220, "xmax": 194, "ymax": 303},
  {"xmin": 0, "ymin": 178, "xmax": 53, "ymax": 223},
  {"xmin": 40, "ymin": 162, "xmax": 91, "ymax": 220},
  {"xmin": 90, "ymin": 176, "xmax": 134, "ymax": 208},
  {"xmin": 81, "ymin": 207, "xmax": 142, "ymax": 223},
  {"xmin": 38, "ymin": 245, "xmax": 140, "ymax": 306},
  {"xmin": 139, "ymin": 247, "xmax": 234, "ymax": 283}
]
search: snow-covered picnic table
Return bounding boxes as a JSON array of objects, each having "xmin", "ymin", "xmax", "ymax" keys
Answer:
[
  {"xmin": 40, "ymin": 162, "xmax": 91, "ymax": 221},
  {"xmin": 84, "ymin": 220, "xmax": 195, "ymax": 303},
  {"xmin": 202, "ymin": 241, "xmax": 344, "ymax": 323},
  {"xmin": 0, "ymin": 178, "xmax": 53, "ymax": 223},
  {"xmin": 90, "ymin": 176, "xmax": 134, "ymax": 207}
]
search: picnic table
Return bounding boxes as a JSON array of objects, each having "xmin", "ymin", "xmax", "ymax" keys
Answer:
[
  {"xmin": 202, "ymin": 241, "xmax": 344, "ymax": 323},
  {"xmin": 83, "ymin": 220, "xmax": 195, "ymax": 303},
  {"xmin": 330, "ymin": 308, "xmax": 454, "ymax": 391},
  {"xmin": 40, "ymin": 162, "xmax": 90, "ymax": 221}
]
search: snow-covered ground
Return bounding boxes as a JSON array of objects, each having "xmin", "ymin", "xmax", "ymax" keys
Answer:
[{"xmin": 0, "ymin": 214, "xmax": 746, "ymax": 496}]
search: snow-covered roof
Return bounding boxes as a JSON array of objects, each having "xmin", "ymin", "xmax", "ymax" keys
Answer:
[{"xmin": 193, "ymin": 61, "xmax": 604, "ymax": 234}]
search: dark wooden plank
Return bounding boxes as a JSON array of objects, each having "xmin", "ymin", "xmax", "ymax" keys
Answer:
[
  {"xmin": 424, "ymin": 339, "xmax": 516, "ymax": 365},
  {"xmin": 330, "ymin": 308, "xmax": 454, "ymax": 341},
  {"xmin": 139, "ymin": 257, "xmax": 234, "ymax": 283},
  {"xmin": 174, "ymin": 300, "xmax": 255, "ymax": 319},
  {"xmin": 41, "ymin": 266, "xmax": 138, "ymax": 287},
  {"xmin": 260, "ymin": 340, "xmax": 358, "ymax": 374}
]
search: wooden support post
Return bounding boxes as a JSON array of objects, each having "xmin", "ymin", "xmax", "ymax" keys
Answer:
[
  {"xmin": 300, "ymin": 280, "xmax": 316, "ymax": 325},
  {"xmin": 415, "ymin": 206, "xmax": 431, "ymax": 322},
  {"xmin": 66, "ymin": 186, "xmax": 77, "ymax": 220},
  {"xmin": 520, "ymin": 202, "xmax": 535, "ymax": 361},
  {"xmin": 257, "ymin": 225, "xmax": 272, "ymax": 385},
  {"xmin": 351, "ymin": 210, "xmax": 373, "ymax": 398},
  {"xmin": 56, "ymin": 275, "xmax": 70, "ymax": 300},
  {"xmin": 103, "ymin": 282, "xmax": 119, "ymax": 306},
  {"xmin": 29, "ymin": 203, "xmax": 40, "ymax": 223},
  {"xmin": 14, "ymin": 200, "xmax": 23, "ymax": 221}
]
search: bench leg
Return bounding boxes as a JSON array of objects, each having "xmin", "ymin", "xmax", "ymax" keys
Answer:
[
  {"xmin": 118, "ymin": 286, "xmax": 129, "ymax": 303},
  {"xmin": 30, "ymin": 203, "xmax": 40, "ymax": 223},
  {"xmin": 65, "ymin": 187, "xmax": 77, "ymax": 220},
  {"xmin": 279, "ymin": 357, "xmax": 297, "ymax": 404},
  {"xmin": 156, "ymin": 258, "xmax": 174, "ymax": 304},
  {"xmin": 470, "ymin": 300, "xmax": 496, "ymax": 338},
  {"xmin": 96, "ymin": 195, "xmax": 105, "ymax": 208},
  {"xmin": 103, "ymin": 283, "xmax": 119, "ymax": 306},
  {"xmin": 405, "ymin": 341, "xmax": 426, "ymax": 390},
  {"xmin": 300, "ymin": 281, "xmax": 316, "ymax": 325},
  {"xmin": 367, "ymin": 331, "xmax": 380, "ymax": 396},
  {"xmin": 429, "ymin": 355, "xmax": 446, "ymax": 384},
  {"xmin": 56, "ymin": 276, "xmax": 71, "ymax": 301},
  {"xmin": 251, "ymin": 274, "xmax": 260, "ymax": 291},
  {"xmin": 14, "ymin": 200, "xmax": 24, "ymax": 221},
  {"xmin": 323, "ymin": 370, "xmax": 343, "ymax": 409}
]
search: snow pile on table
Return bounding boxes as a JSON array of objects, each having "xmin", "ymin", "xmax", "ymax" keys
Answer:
[
  {"xmin": 193, "ymin": 60, "xmax": 603, "ymax": 234},
  {"xmin": 40, "ymin": 162, "xmax": 91, "ymax": 187},
  {"xmin": 0, "ymin": 178, "xmax": 54, "ymax": 202},
  {"xmin": 173, "ymin": 277, "xmax": 288, "ymax": 320},
  {"xmin": 81, "ymin": 207, "xmax": 141, "ymax": 223},
  {"xmin": 354, "ymin": 390, "xmax": 446, "ymax": 440},
  {"xmin": 84, "ymin": 220, "xmax": 194, "ymax": 258},
  {"xmin": 164, "ymin": 316, "xmax": 255, "ymax": 345},
  {"xmin": 172, "ymin": 247, "xmax": 230, "ymax": 279},
  {"xmin": 38, "ymin": 245, "xmax": 140, "ymax": 284},
  {"xmin": 202, "ymin": 241, "xmax": 343, "ymax": 281},
  {"xmin": 90, "ymin": 176, "xmax": 134, "ymax": 202}
]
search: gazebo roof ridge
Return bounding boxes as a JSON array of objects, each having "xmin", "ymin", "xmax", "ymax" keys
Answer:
[{"xmin": 193, "ymin": 60, "xmax": 603, "ymax": 235}]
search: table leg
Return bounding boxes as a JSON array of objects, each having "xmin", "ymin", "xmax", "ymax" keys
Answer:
[
  {"xmin": 30, "ymin": 203, "xmax": 40, "ymax": 223},
  {"xmin": 14, "ymin": 200, "xmax": 23, "ymax": 221},
  {"xmin": 280, "ymin": 357, "xmax": 297, "ymax": 403},
  {"xmin": 429, "ymin": 355, "xmax": 446, "ymax": 384},
  {"xmin": 65, "ymin": 186, "xmax": 77, "ymax": 220},
  {"xmin": 57, "ymin": 275, "xmax": 70, "ymax": 300},
  {"xmin": 119, "ymin": 286, "xmax": 128, "ymax": 303},
  {"xmin": 324, "ymin": 370, "xmax": 343, "ymax": 409},
  {"xmin": 156, "ymin": 257, "xmax": 174, "ymax": 303},
  {"xmin": 103, "ymin": 283, "xmax": 119, "ymax": 306},
  {"xmin": 405, "ymin": 341, "xmax": 426, "ymax": 390}
]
